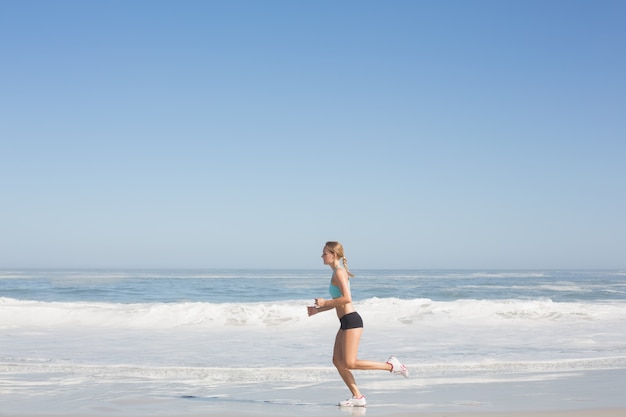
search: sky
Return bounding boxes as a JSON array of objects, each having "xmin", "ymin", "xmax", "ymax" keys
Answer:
[{"xmin": 1, "ymin": 0, "xmax": 625, "ymax": 270}]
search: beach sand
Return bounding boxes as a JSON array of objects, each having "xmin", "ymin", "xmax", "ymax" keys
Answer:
[
  {"xmin": 2, "ymin": 409, "xmax": 624, "ymax": 417},
  {"xmin": 1, "ymin": 368, "xmax": 624, "ymax": 417}
]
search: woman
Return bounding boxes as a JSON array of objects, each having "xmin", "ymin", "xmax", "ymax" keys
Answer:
[{"xmin": 307, "ymin": 241, "xmax": 408, "ymax": 407}]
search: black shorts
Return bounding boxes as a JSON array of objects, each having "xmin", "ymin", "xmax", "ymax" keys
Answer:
[{"xmin": 339, "ymin": 311, "xmax": 364, "ymax": 330}]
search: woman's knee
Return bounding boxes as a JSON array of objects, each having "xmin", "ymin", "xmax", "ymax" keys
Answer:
[
  {"xmin": 344, "ymin": 358, "xmax": 357, "ymax": 369},
  {"xmin": 334, "ymin": 357, "xmax": 357, "ymax": 370}
]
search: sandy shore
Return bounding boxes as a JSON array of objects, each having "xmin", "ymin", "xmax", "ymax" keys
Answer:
[
  {"xmin": 2, "ymin": 410, "xmax": 625, "ymax": 417},
  {"xmin": 2, "ymin": 368, "xmax": 624, "ymax": 417}
]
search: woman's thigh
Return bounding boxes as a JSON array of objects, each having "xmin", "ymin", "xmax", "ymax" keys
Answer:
[{"xmin": 337, "ymin": 328, "xmax": 362, "ymax": 364}]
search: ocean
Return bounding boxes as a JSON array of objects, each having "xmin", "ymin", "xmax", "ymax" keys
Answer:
[{"xmin": 1, "ymin": 269, "xmax": 625, "ymax": 415}]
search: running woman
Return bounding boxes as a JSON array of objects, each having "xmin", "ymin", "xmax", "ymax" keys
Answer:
[{"xmin": 307, "ymin": 241, "xmax": 408, "ymax": 407}]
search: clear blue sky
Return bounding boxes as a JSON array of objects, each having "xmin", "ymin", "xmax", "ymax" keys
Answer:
[{"xmin": 1, "ymin": 0, "xmax": 624, "ymax": 269}]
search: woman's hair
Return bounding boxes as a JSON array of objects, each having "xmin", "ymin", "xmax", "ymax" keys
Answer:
[{"xmin": 325, "ymin": 241, "xmax": 355, "ymax": 277}]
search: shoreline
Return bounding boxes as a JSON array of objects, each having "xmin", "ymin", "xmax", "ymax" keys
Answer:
[
  {"xmin": 2, "ymin": 368, "xmax": 625, "ymax": 417},
  {"xmin": 2, "ymin": 409, "xmax": 626, "ymax": 417}
]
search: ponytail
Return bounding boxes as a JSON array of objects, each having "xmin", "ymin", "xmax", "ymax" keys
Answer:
[{"xmin": 342, "ymin": 257, "xmax": 355, "ymax": 278}]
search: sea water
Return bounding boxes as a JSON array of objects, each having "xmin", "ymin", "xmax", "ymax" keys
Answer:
[{"xmin": 1, "ymin": 269, "xmax": 625, "ymax": 415}]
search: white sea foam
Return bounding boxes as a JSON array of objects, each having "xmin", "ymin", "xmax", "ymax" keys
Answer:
[
  {"xmin": 0, "ymin": 297, "xmax": 310, "ymax": 329},
  {"xmin": 1, "ymin": 296, "xmax": 624, "ymax": 330},
  {"xmin": 3, "ymin": 356, "xmax": 626, "ymax": 387},
  {"xmin": 3, "ymin": 296, "xmax": 625, "ymax": 374}
]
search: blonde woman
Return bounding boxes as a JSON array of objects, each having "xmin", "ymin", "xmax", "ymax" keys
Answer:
[{"xmin": 307, "ymin": 241, "xmax": 408, "ymax": 407}]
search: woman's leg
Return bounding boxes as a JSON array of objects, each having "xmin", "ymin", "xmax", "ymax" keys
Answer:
[
  {"xmin": 342, "ymin": 327, "xmax": 392, "ymax": 372},
  {"xmin": 333, "ymin": 329, "xmax": 362, "ymax": 397},
  {"xmin": 333, "ymin": 327, "xmax": 395, "ymax": 397}
]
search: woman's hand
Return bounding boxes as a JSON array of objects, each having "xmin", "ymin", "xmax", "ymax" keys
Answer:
[
  {"xmin": 315, "ymin": 298, "xmax": 327, "ymax": 308},
  {"xmin": 308, "ymin": 298, "xmax": 332, "ymax": 316}
]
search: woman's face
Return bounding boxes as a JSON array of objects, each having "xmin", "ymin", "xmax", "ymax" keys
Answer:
[{"xmin": 321, "ymin": 247, "xmax": 335, "ymax": 265}]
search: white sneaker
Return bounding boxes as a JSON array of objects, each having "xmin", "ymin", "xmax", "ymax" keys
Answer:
[
  {"xmin": 339, "ymin": 395, "xmax": 367, "ymax": 407},
  {"xmin": 387, "ymin": 356, "xmax": 409, "ymax": 378}
]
